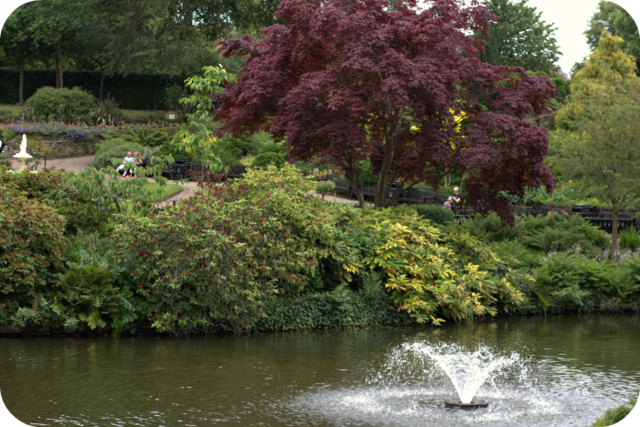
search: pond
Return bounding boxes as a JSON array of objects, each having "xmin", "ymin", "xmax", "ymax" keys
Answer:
[{"xmin": 1, "ymin": 315, "xmax": 639, "ymax": 427}]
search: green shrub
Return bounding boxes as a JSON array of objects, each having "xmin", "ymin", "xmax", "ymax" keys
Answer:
[
  {"xmin": 316, "ymin": 181, "xmax": 336, "ymax": 198},
  {"xmin": 25, "ymin": 86, "xmax": 94, "ymax": 123},
  {"xmin": 91, "ymin": 138, "xmax": 147, "ymax": 168},
  {"xmin": 359, "ymin": 160, "xmax": 378, "ymax": 184},
  {"xmin": 412, "ymin": 204, "xmax": 455, "ymax": 225},
  {"xmin": 252, "ymin": 151, "xmax": 287, "ymax": 168},
  {"xmin": 619, "ymin": 227, "xmax": 640, "ymax": 251},
  {"xmin": 522, "ymin": 214, "xmax": 608, "ymax": 254},
  {"xmin": 348, "ymin": 207, "xmax": 526, "ymax": 324},
  {"xmin": 90, "ymin": 94, "xmax": 123, "ymax": 125},
  {"xmin": 534, "ymin": 253, "xmax": 640, "ymax": 310},
  {"xmin": 360, "ymin": 270, "xmax": 386, "ymax": 302},
  {"xmin": 114, "ymin": 165, "xmax": 360, "ymax": 335},
  {"xmin": 1, "ymin": 168, "xmax": 112, "ymax": 234},
  {"xmin": 105, "ymin": 127, "xmax": 170, "ymax": 148},
  {"xmin": 591, "ymin": 399, "xmax": 637, "ymax": 427},
  {"xmin": 165, "ymin": 85, "xmax": 184, "ymax": 108},
  {"xmin": 0, "ymin": 188, "xmax": 66, "ymax": 300},
  {"xmin": 52, "ymin": 265, "xmax": 137, "ymax": 332},
  {"xmin": 256, "ymin": 289, "xmax": 411, "ymax": 331},
  {"xmin": 1, "ymin": 127, "xmax": 16, "ymax": 141}
]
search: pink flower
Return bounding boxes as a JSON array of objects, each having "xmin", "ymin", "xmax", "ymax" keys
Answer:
[{"xmin": 139, "ymin": 251, "xmax": 145, "ymax": 256}]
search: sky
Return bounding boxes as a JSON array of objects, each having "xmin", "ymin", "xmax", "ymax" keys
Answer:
[
  {"xmin": 527, "ymin": 0, "xmax": 602, "ymax": 73},
  {"xmin": 416, "ymin": 0, "xmax": 610, "ymax": 74}
]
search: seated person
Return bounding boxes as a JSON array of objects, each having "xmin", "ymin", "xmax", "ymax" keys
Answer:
[
  {"xmin": 116, "ymin": 152, "xmax": 135, "ymax": 177},
  {"xmin": 443, "ymin": 187, "xmax": 461, "ymax": 210},
  {"xmin": 133, "ymin": 152, "xmax": 143, "ymax": 166},
  {"xmin": 132, "ymin": 152, "xmax": 143, "ymax": 177}
]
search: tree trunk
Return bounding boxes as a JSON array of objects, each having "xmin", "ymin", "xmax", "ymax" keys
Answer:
[
  {"xmin": 55, "ymin": 55, "xmax": 61, "ymax": 89},
  {"xmin": 374, "ymin": 151, "xmax": 394, "ymax": 208},
  {"xmin": 18, "ymin": 54, "xmax": 24, "ymax": 104},
  {"xmin": 99, "ymin": 69, "xmax": 105, "ymax": 102},
  {"xmin": 56, "ymin": 42, "xmax": 64, "ymax": 88},
  {"xmin": 611, "ymin": 209, "xmax": 619, "ymax": 256},
  {"xmin": 345, "ymin": 171, "xmax": 366, "ymax": 208}
]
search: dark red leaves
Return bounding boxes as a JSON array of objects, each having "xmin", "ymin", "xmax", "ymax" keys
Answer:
[{"xmin": 216, "ymin": 0, "xmax": 555, "ymax": 222}]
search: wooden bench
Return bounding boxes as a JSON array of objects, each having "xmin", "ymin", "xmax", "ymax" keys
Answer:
[{"xmin": 398, "ymin": 187, "xmax": 429, "ymax": 204}]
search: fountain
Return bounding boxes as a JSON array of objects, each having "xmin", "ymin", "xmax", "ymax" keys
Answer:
[
  {"xmin": 12, "ymin": 134, "xmax": 32, "ymax": 170},
  {"xmin": 408, "ymin": 342, "xmax": 522, "ymax": 410},
  {"xmin": 293, "ymin": 339, "xmax": 542, "ymax": 426}
]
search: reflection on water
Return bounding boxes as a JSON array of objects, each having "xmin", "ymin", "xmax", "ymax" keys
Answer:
[{"xmin": 1, "ymin": 315, "xmax": 638, "ymax": 426}]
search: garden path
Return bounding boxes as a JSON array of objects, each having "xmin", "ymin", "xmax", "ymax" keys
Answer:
[
  {"xmin": 12, "ymin": 153, "xmax": 365, "ymax": 206},
  {"xmin": 10, "ymin": 155, "xmax": 94, "ymax": 172}
]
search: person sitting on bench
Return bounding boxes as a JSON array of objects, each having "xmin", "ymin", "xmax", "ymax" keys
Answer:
[
  {"xmin": 443, "ymin": 187, "xmax": 461, "ymax": 210},
  {"xmin": 116, "ymin": 152, "xmax": 135, "ymax": 177}
]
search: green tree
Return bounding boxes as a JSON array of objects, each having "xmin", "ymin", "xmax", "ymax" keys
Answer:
[
  {"xmin": 176, "ymin": 65, "xmax": 236, "ymax": 181},
  {"xmin": 556, "ymin": 30, "xmax": 639, "ymax": 131},
  {"xmin": 99, "ymin": 0, "xmax": 270, "ymax": 78},
  {"xmin": 0, "ymin": 6, "xmax": 35, "ymax": 104},
  {"xmin": 69, "ymin": 6, "xmax": 116, "ymax": 102},
  {"xmin": 26, "ymin": 0, "xmax": 103, "ymax": 89},
  {"xmin": 476, "ymin": 0, "xmax": 561, "ymax": 72},
  {"xmin": 584, "ymin": 1, "xmax": 640, "ymax": 75},
  {"xmin": 550, "ymin": 78, "xmax": 640, "ymax": 255}
]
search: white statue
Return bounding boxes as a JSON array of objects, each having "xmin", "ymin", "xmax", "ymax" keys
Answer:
[
  {"xmin": 20, "ymin": 134, "xmax": 27, "ymax": 153},
  {"xmin": 13, "ymin": 134, "xmax": 32, "ymax": 170}
]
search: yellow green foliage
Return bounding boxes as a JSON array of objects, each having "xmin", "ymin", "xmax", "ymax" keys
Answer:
[
  {"xmin": 351, "ymin": 208, "xmax": 525, "ymax": 325},
  {"xmin": 557, "ymin": 30, "xmax": 640, "ymax": 131},
  {"xmin": 575, "ymin": 30, "xmax": 638, "ymax": 81}
]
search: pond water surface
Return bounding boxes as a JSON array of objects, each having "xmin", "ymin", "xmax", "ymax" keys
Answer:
[{"xmin": 1, "ymin": 315, "xmax": 639, "ymax": 427}]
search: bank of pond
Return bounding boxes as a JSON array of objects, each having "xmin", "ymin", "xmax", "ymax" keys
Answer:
[{"xmin": 1, "ymin": 165, "xmax": 640, "ymax": 337}]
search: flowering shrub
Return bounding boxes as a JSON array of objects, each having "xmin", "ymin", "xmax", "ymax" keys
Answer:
[
  {"xmin": 0, "ymin": 187, "xmax": 66, "ymax": 299},
  {"xmin": 1, "ymin": 169, "xmax": 112, "ymax": 234},
  {"xmin": 114, "ymin": 193, "xmax": 317, "ymax": 335},
  {"xmin": 1, "ymin": 122, "xmax": 175, "ymax": 141},
  {"xmin": 114, "ymin": 165, "xmax": 360, "ymax": 335}
]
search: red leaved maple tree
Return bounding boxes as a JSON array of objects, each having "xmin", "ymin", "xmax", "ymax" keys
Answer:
[{"xmin": 215, "ymin": 0, "xmax": 556, "ymax": 225}]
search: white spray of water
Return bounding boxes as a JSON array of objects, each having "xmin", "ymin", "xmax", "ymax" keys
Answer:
[{"xmin": 407, "ymin": 342, "xmax": 522, "ymax": 404}]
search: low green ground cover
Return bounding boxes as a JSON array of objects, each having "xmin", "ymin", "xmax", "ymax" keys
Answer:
[{"xmin": 145, "ymin": 182, "xmax": 182, "ymax": 199}]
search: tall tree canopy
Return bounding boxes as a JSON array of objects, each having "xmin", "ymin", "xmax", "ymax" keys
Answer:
[
  {"xmin": 0, "ymin": 5, "xmax": 34, "ymax": 103},
  {"xmin": 556, "ymin": 30, "xmax": 639, "ymax": 131},
  {"xmin": 475, "ymin": 0, "xmax": 561, "ymax": 72},
  {"xmin": 584, "ymin": 0, "xmax": 640, "ymax": 75},
  {"xmin": 550, "ymin": 79, "xmax": 640, "ymax": 255},
  {"xmin": 215, "ymin": 0, "xmax": 556, "ymax": 225}
]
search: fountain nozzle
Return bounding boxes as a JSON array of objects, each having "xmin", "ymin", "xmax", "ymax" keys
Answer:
[{"xmin": 444, "ymin": 399, "xmax": 489, "ymax": 410}]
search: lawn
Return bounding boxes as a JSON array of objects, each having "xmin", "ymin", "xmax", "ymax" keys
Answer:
[{"xmin": 146, "ymin": 182, "xmax": 183, "ymax": 200}]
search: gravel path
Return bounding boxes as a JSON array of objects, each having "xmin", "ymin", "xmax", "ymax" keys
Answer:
[{"xmin": 11, "ymin": 155, "xmax": 95, "ymax": 173}]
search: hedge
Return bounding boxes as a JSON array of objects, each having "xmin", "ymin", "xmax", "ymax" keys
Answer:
[
  {"xmin": 0, "ymin": 68, "xmax": 184, "ymax": 110},
  {"xmin": 412, "ymin": 204, "xmax": 456, "ymax": 225}
]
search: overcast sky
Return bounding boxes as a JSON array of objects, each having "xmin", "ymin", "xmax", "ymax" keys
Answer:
[
  {"xmin": 525, "ymin": 0, "xmax": 601, "ymax": 73},
  {"xmin": 418, "ymin": 0, "xmax": 608, "ymax": 74}
]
